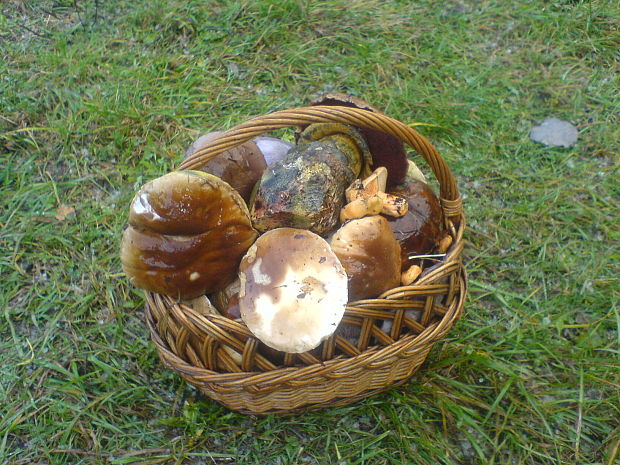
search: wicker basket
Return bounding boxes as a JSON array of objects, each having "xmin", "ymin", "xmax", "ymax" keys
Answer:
[{"xmin": 144, "ymin": 105, "xmax": 467, "ymax": 414}]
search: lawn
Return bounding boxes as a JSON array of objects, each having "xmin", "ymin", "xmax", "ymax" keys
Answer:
[{"xmin": 1, "ymin": 0, "xmax": 618, "ymax": 464}]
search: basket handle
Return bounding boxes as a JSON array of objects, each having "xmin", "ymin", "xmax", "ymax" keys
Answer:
[{"xmin": 178, "ymin": 106, "xmax": 463, "ymax": 222}]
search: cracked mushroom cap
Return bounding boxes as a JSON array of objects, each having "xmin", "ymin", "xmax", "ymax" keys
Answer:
[
  {"xmin": 120, "ymin": 170, "xmax": 258, "ymax": 298},
  {"xmin": 238, "ymin": 228, "xmax": 348, "ymax": 353}
]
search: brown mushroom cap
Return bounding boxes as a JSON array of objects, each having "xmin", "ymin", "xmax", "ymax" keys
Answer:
[
  {"xmin": 210, "ymin": 277, "xmax": 242, "ymax": 319},
  {"xmin": 185, "ymin": 131, "xmax": 268, "ymax": 203},
  {"xmin": 329, "ymin": 215, "xmax": 401, "ymax": 301},
  {"xmin": 386, "ymin": 177, "xmax": 444, "ymax": 269},
  {"xmin": 120, "ymin": 170, "xmax": 258, "ymax": 298},
  {"xmin": 238, "ymin": 228, "xmax": 348, "ymax": 353}
]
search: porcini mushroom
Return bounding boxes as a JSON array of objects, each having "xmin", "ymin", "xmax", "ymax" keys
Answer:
[
  {"xmin": 386, "ymin": 175, "xmax": 444, "ymax": 269},
  {"xmin": 185, "ymin": 132, "xmax": 293, "ymax": 203},
  {"xmin": 308, "ymin": 93, "xmax": 409, "ymax": 187},
  {"xmin": 330, "ymin": 215, "xmax": 401, "ymax": 301},
  {"xmin": 297, "ymin": 123, "xmax": 373, "ymax": 178},
  {"xmin": 120, "ymin": 171, "xmax": 258, "ymax": 298},
  {"xmin": 238, "ymin": 228, "xmax": 348, "ymax": 353},
  {"xmin": 250, "ymin": 126, "xmax": 364, "ymax": 234}
]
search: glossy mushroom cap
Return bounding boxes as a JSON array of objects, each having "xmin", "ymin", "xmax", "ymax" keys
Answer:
[
  {"xmin": 238, "ymin": 228, "xmax": 348, "ymax": 353},
  {"xmin": 120, "ymin": 170, "xmax": 258, "ymax": 298},
  {"xmin": 330, "ymin": 215, "xmax": 401, "ymax": 301},
  {"xmin": 386, "ymin": 177, "xmax": 444, "ymax": 269},
  {"xmin": 185, "ymin": 132, "xmax": 276, "ymax": 203}
]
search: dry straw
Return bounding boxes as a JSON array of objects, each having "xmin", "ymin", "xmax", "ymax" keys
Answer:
[{"xmin": 144, "ymin": 106, "xmax": 467, "ymax": 414}]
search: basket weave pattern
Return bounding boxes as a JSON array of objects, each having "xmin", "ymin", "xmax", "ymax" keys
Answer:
[{"xmin": 144, "ymin": 106, "xmax": 467, "ymax": 414}]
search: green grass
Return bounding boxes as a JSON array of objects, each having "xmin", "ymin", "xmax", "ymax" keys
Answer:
[{"xmin": 1, "ymin": 0, "xmax": 618, "ymax": 463}]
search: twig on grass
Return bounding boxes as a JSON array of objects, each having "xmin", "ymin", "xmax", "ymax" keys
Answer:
[{"xmin": 16, "ymin": 22, "xmax": 51, "ymax": 39}]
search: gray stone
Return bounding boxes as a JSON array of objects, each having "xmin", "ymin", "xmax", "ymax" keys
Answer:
[{"xmin": 530, "ymin": 117, "xmax": 578, "ymax": 147}]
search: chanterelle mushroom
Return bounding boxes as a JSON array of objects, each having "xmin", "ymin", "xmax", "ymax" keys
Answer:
[
  {"xmin": 238, "ymin": 228, "xmax": 348, "ymax": 353},
  {"xmin": 342, "ymin": 167, "xmax": 408, "ymax": 221}
]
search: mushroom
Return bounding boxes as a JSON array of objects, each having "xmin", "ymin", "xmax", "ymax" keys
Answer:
[
  {"xmin": 210, "ymin": 277, "xmax": 242, "ymax": 319},
  {"xmin": 250, "ymin": 127, "xmax": 362, "ymax": 234},
  {"xmin": 253, "ymin": 136, "xmax": 294, "ymax": 167},
  {"xmin": 437, "ymin": 234, "xmax": 453, "ymax": 254},
  {"xmin": 345, "ymin": 167, "xmax": 388, "ymax": 201},
  {"xmin": 307, "ymin": 93, "xmax": 409, "ymax": 187},
  {"xmin": 341, "ymin": 168, "xmax": 408, "ymax": 221},
  {"xmin": 377, "ymin": 192, "xmax": 408, "ymax": 217},
  {"xmin": 238, "ymin": 228, "xmax": 348, "ymax": 353},
  {"xmin": 406, "ymin": 159, "xmax": 427, "ymax": 184},
  {"xmin": 401, "ymin": 264, "xmax": 422, "ymax": 286},
  {"xmin": 185, "ymin": 132, "xmax": 293, "ymax": 203},
  {"xmin": 120, "ymin": 171, "xmax": 258, "ymax": 298},
  {"xmin": 340, "ymin": 195, "xmax": 384, "ymax": 222},
  {"xmin": 297, "ymin": 123, "xmax": 373, "ymax": 178},
  {"xmin": 386, "ymin": 175, "xmax": 444, "ymax": 269},
  {"xmin": 329, "ymin": 215, "xmax": 401, "ymax": 301}
]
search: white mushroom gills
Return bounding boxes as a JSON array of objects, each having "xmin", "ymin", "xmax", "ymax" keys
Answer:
[{"xmin": 238, "ymin": 228, "xmax": 348, "ymax": 353}]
